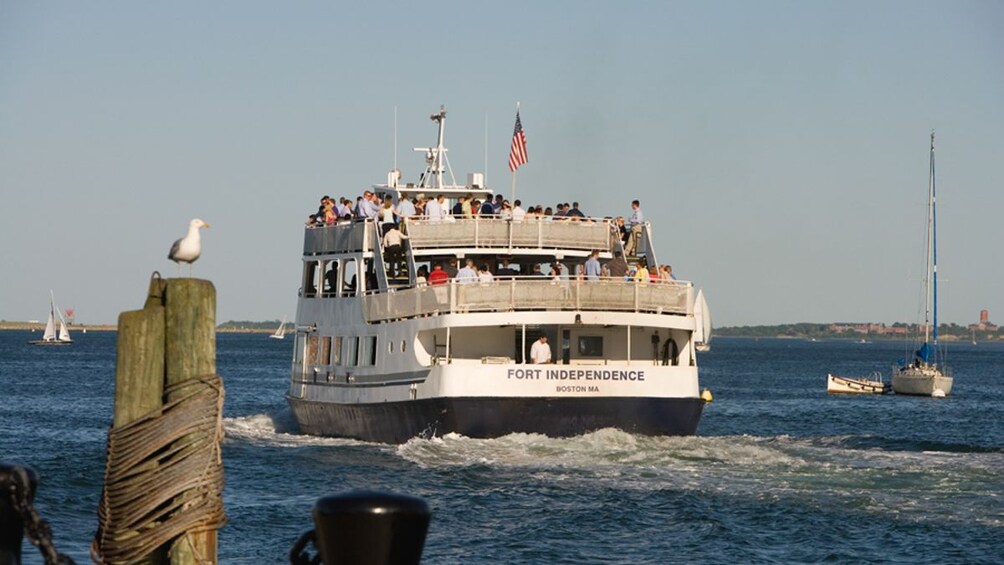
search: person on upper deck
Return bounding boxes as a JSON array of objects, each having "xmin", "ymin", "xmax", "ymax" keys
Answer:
[
  {"xmin": 625, "ymin": 200, "xmax": 644, "ymax": 256},
  {"xmin": 396, "ymin": 195, "xmax": 416, "ymax": 220},
  {"xmin": 425, "ymin": 194, "xmax": 446, "ymax": 222},
  {"xmin": 380, "ymin": 197, "xmax": 398, "ymax": 235},
  {"xmin": 567, "ymin": 202, "xmax": 585, "ymax": 219},
  {"xmin": 511, "ymin": 200, "xmax": 526, "ymax": 221},
  {"xmin": 492, "ymin": 194, "xmax": 504, "ymax": 214},
  {"xmin": 480, "ymin": 199, "xmax": 495, "ymax": 215}
]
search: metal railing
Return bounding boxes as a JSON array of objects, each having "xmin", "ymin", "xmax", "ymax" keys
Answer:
[
  {"xmin": 303, "ymin": 217, "xmax": 618, "ymax": 256},
  {"xmin": 361, "ymin": 278, "xmax": 692, "ymax": 323}
]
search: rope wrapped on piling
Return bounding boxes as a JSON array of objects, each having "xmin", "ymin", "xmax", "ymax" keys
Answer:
[{"xmin": 91, "ymin": 374, "xmax": 227, "ymax": 564}]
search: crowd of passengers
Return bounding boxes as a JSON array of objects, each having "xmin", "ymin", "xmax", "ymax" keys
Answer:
[
  {"xmin": 408, "ymin": 255, "xmax": 679, "ymax": 286},
  {"xmin": 307, "ymin": 192, "xmax": 650, "ymax": 257}
]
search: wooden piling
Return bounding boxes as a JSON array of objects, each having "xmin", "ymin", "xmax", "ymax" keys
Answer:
[
  {"xmin": 110, "ymin": 279, "xmax": 168, "ymax": 564},
  {"xmin": 99, "ymin": 276, "xmax": 222, "ymax": 565},
  {"xmin": 164, "ymin": 278, "xmax": 218, "ymax": 565}
]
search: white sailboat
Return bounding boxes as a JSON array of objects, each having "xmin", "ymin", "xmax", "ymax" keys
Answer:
[
  {"xmin": 30, "ymin": 291, "xmax": 72, "ymax": 346},
  {"xmin": 892, "ymin": 131, "xmax": 953, "ymax": 397},
  {"xmin": 270, "ymin": 317, "xmax": 287, "ymax": 340},
  {"xmin": 694, "ymin": 289, "xmax": 712, "ymax": 352}
]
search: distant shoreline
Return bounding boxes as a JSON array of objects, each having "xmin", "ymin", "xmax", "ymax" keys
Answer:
[{"xmin": 0, "ymin": 323, "xmax": 274, "ymax": 334}]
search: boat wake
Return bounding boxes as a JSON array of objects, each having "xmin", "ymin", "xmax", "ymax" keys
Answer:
[
  {"xmin": 395, "ymin": 430, "xmax": 1004, "ymax": 527},
  {"xmin": 223, "ymin": 409, "xmax": 367, "ymax": 448}
]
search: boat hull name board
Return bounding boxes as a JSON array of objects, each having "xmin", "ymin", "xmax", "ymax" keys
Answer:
[{"xmin": 288, "ymin": 395, "xmax": 704, "ymax": 444}]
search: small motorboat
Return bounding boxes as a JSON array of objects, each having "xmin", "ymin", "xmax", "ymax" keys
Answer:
[{"xmin": 827, "ymin": 372, "xmax": 890, "ymax": 395}]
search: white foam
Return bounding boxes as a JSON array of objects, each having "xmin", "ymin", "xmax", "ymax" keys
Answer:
[{"xmin": 223, "ymin": 412, "xmax": 368, "ymax": 448}]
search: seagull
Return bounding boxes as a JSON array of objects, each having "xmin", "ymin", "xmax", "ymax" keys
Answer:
[{"xmin": 168, "ymin": 218, "xmax": 210, "ymax": 275}]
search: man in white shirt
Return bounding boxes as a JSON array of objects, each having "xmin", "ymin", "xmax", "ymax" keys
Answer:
[
  {"xmin": 455, "ymin": 259, "xmax": 478, "ymax": 285},
  {"xmin": 396, "ymin": 196, "xmax": 416, "ymax": 219},
  {"xmin": 530, "ymin": 335, "xmax": 552, "ymax": 364},
  {"xmin": 425, "ymin": 194, "xmax": 445, "ymax": 222},
  {"xmin": 511, "ymin": 199, "xmax": 526, "ymax": 221}
]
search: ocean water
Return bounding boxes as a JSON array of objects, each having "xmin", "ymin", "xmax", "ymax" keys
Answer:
[{"xmin": 2, "ymin": 331, "xmax": 1002, "ymax": 564}]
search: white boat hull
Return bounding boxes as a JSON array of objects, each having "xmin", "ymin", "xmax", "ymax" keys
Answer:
[
  {"xmin": 892, "ymin": 367, "xmax": 953, "ymax": 397},
  {"xmin": 288, "ymin": 363, "xmax": 703, "ymax": 443}
]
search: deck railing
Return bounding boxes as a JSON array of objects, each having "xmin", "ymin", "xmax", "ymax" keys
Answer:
[
  {"xmin": 361, "ymin": 278, "xmax": 692, "ymax": 323},
  {"xmin": 303, "ymin": 217, "xmax": 616, "ymax": 255}
]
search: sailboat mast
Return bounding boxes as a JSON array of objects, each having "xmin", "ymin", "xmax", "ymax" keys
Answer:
[{"xmin": 930, "ymin": 131, "xmax": 938, "ymax": 352}]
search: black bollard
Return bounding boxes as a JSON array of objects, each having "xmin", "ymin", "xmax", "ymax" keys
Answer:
[
  {"xmin": 0, "ymin": 462, "xmax": 37, "ymax": 565},
  {"xmin": 312, "ymin": 491, "xmax": 430, "ymax": 565}
]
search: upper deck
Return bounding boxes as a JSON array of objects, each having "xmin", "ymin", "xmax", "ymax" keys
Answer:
[{"xmin": 304, "ymin": 217, "xmax": 620, "ymax": 256}]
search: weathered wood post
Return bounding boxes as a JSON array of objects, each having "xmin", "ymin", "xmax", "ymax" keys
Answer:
[
  {"xmin": 164, "ymin": 279, "xmax": 218, "ymax": 565},
  {"xmin": 107, "ymin": 277, "xmax": 168, "ymax": 565},
  {"xmin": 94, "ymin": 275, "xmax": 224, "ymax": 565}
]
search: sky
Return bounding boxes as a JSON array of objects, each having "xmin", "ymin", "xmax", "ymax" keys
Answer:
[{"xmin": 1, "ymin": 1, "xmax": 1001, "ymax": 327}]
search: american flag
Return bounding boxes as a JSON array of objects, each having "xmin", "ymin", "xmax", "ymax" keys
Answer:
[{"xmin": 508, "ymin": 109, "xmax": 528, "ymax": 172}]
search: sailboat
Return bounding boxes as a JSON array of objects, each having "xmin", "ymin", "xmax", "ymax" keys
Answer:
[
  {"xmin": 892, "ymin": 131, "xmax": 953, "ymax": 397},
  {"xmin": 30, "ymin": 291, "xmax": 73, "ymax": 346},
  {"xmin": 694, "ymin": 289, "xmax": 712, "ymax": 352},
  {"xmin": 269, "ymin": 317, "xmax": 287, "ymax": 340}
]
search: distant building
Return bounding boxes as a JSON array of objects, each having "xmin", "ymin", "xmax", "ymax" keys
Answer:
[{"xmin": 969, "ymin": 309, "xmax": 998, "ymax": 332}]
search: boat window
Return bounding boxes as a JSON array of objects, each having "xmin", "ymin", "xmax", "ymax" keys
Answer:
[
  {"xmin": 332, "ymin": 337, "xmax": 342, "ymax": 365},
  {"xmin": 320, "ymin": 337, "xmax": 332, "ymax": 365},
  {"xmin": 342, "ymin": 259, "xmax": 358, "ymax": 297},
  {"xmin": 303, "ymin": 261, "xmax": 320, "ymax": 298},
  {"xmin": 578, "ymin": 336, "xmax": 603, "ymax": 357},
  {"xmin": 294, "ymin": 333, "xmax": 306, "ymax": 365},
  {"xmin": 388, "ymin": 340, "xmax": 394, "ymax": 354},
  {"xmin": 343, "ymin": 336, "xmax": 358, "ymax": 367},
  {"xmin": 401, "ymin": 340, "xmax": 407, "ymax": 353},
  {"xmin": 360, "ymin": 336, "xmax": 377, "ymax": 366}
]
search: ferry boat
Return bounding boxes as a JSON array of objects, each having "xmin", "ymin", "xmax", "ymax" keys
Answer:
[{"xmin": 286, "ymin": 107, "xmax": 710, "ymax": 443}]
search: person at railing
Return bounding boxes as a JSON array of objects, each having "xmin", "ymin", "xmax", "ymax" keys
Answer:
[
  {"xmin": 552, "ymin": 204, "xmax": 564, "ymax": 219},
  {"xmin": 512, "ymin": 199, "xmax": 526, "ymax": 221},
  {"xmin": 456, "ymin": 259, "xmax": 477, "ymax": 285},
  {"xmin": 429, "ymin": 263, "xmax": 449, "ymax": 285},
  {"xmin": 658, "ymin": 265, "xmax": 678, "ymax": 284},
  {"xmin": 323, "ymin": 199, "xmax": 338, "ymax": 226},
  {"xmin": 478, "ymin": 264, "xmax": 494, "ymax": 284},
  {"xmin": 606, "ymin": 251, "xmax": 629, "ymax": 279},
  {"xmin": 567, "ymin": 202, "xmax": 585, "ymax": 219},
  {"xmin": 491, "ymin": 194, "xmax": 504, "ymax": 214},
  {"xmin": 416, "ymin": 265, "xmax": 429, "ymax": 287},
  {"xmin": 396, "ymin": 194, "xmax": 416, "ymax": 219},
  {"xmin": 625, "ymin": 200, "xmax": 644, "ymax": 256},
  {"xmin": 531, "ymin": 263, "xmax": 546, "ymax": 279},
  {"xmin": 425, "ymin": 194, "xmax": 446, "ymax": 222},
  {"xmin": 584, "ymin": 250, "xmax": 601, "ymax": 282},
  {"xmin": 497, "ymin": 258, "xmax": 517, "ymax": 279},
  {"xmin": 633, "ymin": 258, "xmax": 650, "ymax": 285},
  {"xmin": 305, "ymin": 214, "xmax": 320, "ymax": 228},
  {"xmin": 337, "ymin": 197, "xmax": 352, "ymax": 219},
  {"xmin": 479, "ymin": 198, "xmax": 494, "ymax": 216},
  {"xmin": 530, "ymin": 335, "xmax": 552, "ymax": 364},
  {"xmin": 500, "ymin": 200, "xmax": 513, "ymax": 220}
]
